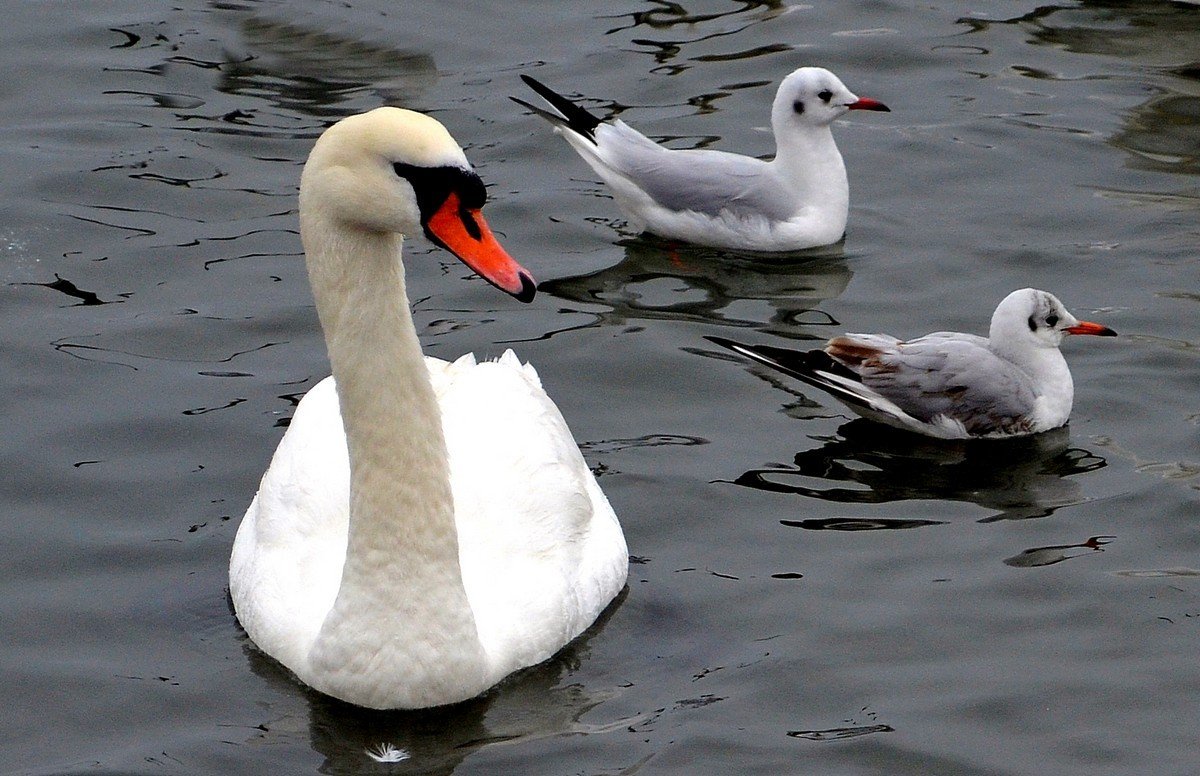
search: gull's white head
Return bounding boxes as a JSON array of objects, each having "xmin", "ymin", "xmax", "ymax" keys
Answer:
[
  {"xmin": 300, "ymin": 107, "xmax": 535, "ymax": 301},
  {"xmin": 771, "ymin": 66, "xmax": 890, "ymax": 132},
  {"xmin": 990, "ymin": 288, "xmax": 1116, "ymax": 350}
]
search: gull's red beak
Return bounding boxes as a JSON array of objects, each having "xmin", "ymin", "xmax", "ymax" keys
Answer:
[
  {"xmin": 847, "ymin": 97, "xmax": 890, "ymax": 112},
  {"xmin": 1065, "ymin": 320, "xmax": 1117, "ymax": 337},
  {"xmin": 424, "ymin": 192, "xmax": 536, "ymax": 303}
]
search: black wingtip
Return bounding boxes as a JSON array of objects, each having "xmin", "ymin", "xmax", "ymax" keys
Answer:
[
  {"xmin": 704, "ymin": 335, "xmax": 741, "ymax": 351},
  {"xmin": 706, "ymin": 335, "xmax": 796, "ymax": 373},
  {"xmin": 706, "ymin": 336, "xmax": 893, "ymax": 418},
  {"xmin": 519, "ymin": 73, "xmax": 602, "ymax": 144},
  {"xmin": 706, "ymin": 336, "xmax": 860, "ymax": 385},
  {"xmin": 509, "ymin": 95, "xmax": 571, "ymax": 130}
]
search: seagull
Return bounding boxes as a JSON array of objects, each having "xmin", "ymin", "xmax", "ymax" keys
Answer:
[
  {"xmin": 512, "ymin": 67, "xmax": 889, "ymax": 252},
  {"xmin": 708, "ymin": 288, "xmax": 1117, "ymax": 439}
]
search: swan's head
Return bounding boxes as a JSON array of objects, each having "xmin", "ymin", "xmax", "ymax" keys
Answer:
[
  {"xmin": 771, "ymin": 67, "xmax": 889, "ymax": 132},
  {"xmin": 301, "ymin": 107, "xmax": 536, "ymax": 302},
  {"xmin": 989, "ymin": 288, "xmax": 1116, "ymax": 350}
]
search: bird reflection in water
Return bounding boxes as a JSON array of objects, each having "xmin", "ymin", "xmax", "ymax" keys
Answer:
[
  {"xmin": 539, "ymin": 234, "xmax": 851, "ymax": 337},
  {"xmin": 731, "ymin": 421, "xmax": 1107, "ymax": 523},
  {"xmin": 964, "ymin": 2, "xmax": 1200, "ymax": 182},
  {"xmin": 214, "ymin": 4, "xmax": 439, "ymax": 114},
  {"xmin": 1003, "ymin": 535, "xmax": 1114, "ymax": 568},
  {"xmin": 234, "ymin": 590, "xmax": 632, "ymax": 776}
]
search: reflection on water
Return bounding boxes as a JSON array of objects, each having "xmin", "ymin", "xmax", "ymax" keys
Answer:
[
  {"xmin": 787, "ymin": 722, "xmax": 894, "ymax": 741},
  {"xmin": 13, "ymin": 274, "xmax": 113, "ymax": 306},
  {"xmin": 609, "ymin": 0, "xmax": 788, "ymax": 34},
  {"xmin": 540, "ymin": 236, "xmax": 851, "ymax": 335},
  {"xmin": 1003, "ymin": 534, "xmax": 1113, "ymax": 568},
  {"xmin": 964, "ymin": 2, "xmax": 1200, "ymax": 182},
  {"xmin": 237, "ymin": 593, "xmax": 629, "ymax": 776},
  {"xmin": 1111, "ymin": 90, "xmax": 1200, "ymax": 179},
  {"xmin": 964, "ymin": 2, "xmax": 1200, "ymax": 67},
  {"xmin": 605, "ymin": 0, "xmax": 790, "ymax": 75},
  {"xmin": 579, "ymin": 434, "xmax": 708, "ymax": 478},
  {"xmin": 214, "ymin": 3, "xmax": 438, "ymax": 116},
  {"xmin": 782, "ymin": 516, "xmax": 947, "ymax": 531},
  {"xmin": 731, "ymin": 421, "xmax": 1107, "ymax": 522}
]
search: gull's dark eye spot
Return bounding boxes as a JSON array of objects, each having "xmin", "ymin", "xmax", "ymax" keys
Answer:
[
  {"xmin": 1046, "ymin": 314, "xmax": 1059, "ymax": 328},
  {"xmin": 792, "ymin": 100, "xmax": 804, "ymax": 115},
  {"xmin": 818, "ymin": 89, "xmax": 833, "ymax": 103},
  {"xmin": 1027, "ymin": 315, "xmax": 1038, "ymax": 332}
]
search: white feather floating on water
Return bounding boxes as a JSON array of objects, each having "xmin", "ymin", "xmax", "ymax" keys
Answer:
[{"xmin": 365, "ymin": 742, "xmax": 410, "ymax": 763}]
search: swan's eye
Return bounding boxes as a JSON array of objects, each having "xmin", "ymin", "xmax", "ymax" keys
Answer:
[
  {"xmin": 818, "ymin": 89, "xmax": 833, "ymax": 103},
  {"xmin": 457, "ymin": 171, "xmax": 487, "ymax": 210},
  {"xmin": 792, "ymin": 100, "xmax": 804, "ymax": 115},
  {"xmin": 1046, "ymin": 314, "xmax": 1059, "ymax": 328},
  {"xmin": 392, "ymin": 163, "xmax": 488, "ymax": 221}
]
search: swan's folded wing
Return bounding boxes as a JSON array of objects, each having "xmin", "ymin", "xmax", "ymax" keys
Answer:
[
  {"xmin": 229, "ymin": 376, "xmax": 350, "ymax": 669},
  {"xmin": 435, "ymin": 352, "xmax": 626, "ymax": 672}
]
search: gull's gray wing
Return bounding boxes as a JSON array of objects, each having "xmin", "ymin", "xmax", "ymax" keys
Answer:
[
  {"xmin": 595, "ymin": 122, "xmax": 794, "ymax": 220},
  {"xmin": 517, "ymin": 74, "xmax": 796, "ymax": 222},
  {"xmin": 850, "ymin": 334, "xmax": 1040, "ymax": 436}
]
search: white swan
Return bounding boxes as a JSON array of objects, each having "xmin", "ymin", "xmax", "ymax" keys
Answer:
[{"xmin": 229, "ymin": 108, "xmax": 628, "ymax": 710}]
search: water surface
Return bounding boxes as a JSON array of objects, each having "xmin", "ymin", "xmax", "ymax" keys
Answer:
[{"xmin": 2, "ymin": 1, "xmax": 1198, "ymax": 774}]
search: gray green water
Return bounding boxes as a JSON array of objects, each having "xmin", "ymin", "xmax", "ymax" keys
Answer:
[{"xmin": 1, "ymin": 1, "xmax": 1198, "ymax": 774}]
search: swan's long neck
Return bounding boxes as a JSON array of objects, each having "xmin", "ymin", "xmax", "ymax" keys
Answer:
[{"xmin": 300, "ymin": 212, "xmax": 488, "ymax": 707}]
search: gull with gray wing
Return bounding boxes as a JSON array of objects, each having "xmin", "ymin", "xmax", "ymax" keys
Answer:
[
  {"xmin": 709, "ymin": 288, "xmax": 1116, "ymax": 439},
  {"xmin": 513, "ymin": 67, "xmax": 888, "ymax": 252}
]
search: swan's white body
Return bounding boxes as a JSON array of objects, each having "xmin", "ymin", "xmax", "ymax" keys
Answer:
[
  {"xmin": 229, "ymin": 108, "xmax": 627, "ymax": 710},
  {"xmin": 517, "ymin": 68, "xmax": 889, "ymax": 252}
]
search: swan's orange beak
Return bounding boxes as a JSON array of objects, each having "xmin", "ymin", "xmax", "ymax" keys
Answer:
[
  {"xmin": 425, "ymin": 192, "xmax": 536, "ymax": 303},
  {"xmin": 1065, "ymin": 321, "xmax": 1117, "ymax": 337}
]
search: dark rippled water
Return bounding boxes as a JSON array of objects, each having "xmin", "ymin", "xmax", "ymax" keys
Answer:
[{"xmin": 2, "ymin": 2, "xmax": 1198, "ymax": 774}]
